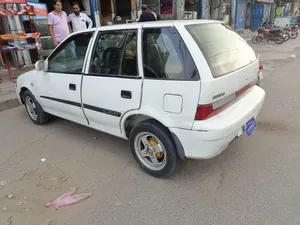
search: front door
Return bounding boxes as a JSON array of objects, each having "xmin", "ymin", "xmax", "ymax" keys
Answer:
[
  {"xmin": 37, "ymin": 32, "xmax": 94, "ymax": 125},
  {"xmin": 82, "ymin": 29, "xmax": 142, "ymax": 136}
]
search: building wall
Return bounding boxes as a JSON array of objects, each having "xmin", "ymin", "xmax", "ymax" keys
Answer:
[
  {"xmin": 201, "ymin": 0, "xmax": 210, "ymax": 19},
  {"xmin": 82, "ymin": 0, "xmax": 92, "ymax": 15},
  {"xmin": 176, "ymin": 0, "xmax": 185, "ymax": 19}
]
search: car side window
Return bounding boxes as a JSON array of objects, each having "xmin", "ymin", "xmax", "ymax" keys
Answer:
[
  {"xmin": 90, "ymin": 29, "xmax": 138, "ymax": 76},
  {"xmin": 142, "ymin": 27, "xmax": 199, "ymax": 80},
  {"xmin": 121, "ymin": 30, "xmax": 138, "ymax": 76},
  {"xmin": 48, "ymin": 32, "xmax": 94, "ymax": 74}
]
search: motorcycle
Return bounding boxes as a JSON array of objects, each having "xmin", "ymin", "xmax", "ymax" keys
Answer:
[
  {"xmin": 290, "ymin": 25, "xmax": 299, "ymax": 32},
  {"xmin": 252, "ymin": 27, "xmax": 285, "ymax": 44},
  {"xmin": 283, "ymin": 25, "xmax": 298, "ymax": 39},
  {"xmin": 262, "ymin": 22, "xmax": 290, "ymax": 42},
  {"xmin": 263, "ymin": 22, "xmax": 298, "ymax": 39}
]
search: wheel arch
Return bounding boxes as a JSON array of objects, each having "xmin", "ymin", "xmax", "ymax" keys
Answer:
[
  {"xmin": 19, "ymin": 84, "xmax": 38, "ymax": 104},
  {"xmin": 121, "ymin": 111, "xmax": 186, "ymax": 159},
  {"xmin": 19, "ymin": 87, "xmax": 29, "ymax": 104},
  {"xmin": 17, "ymin": 71, "xmax": 39, "ymax": 104}
]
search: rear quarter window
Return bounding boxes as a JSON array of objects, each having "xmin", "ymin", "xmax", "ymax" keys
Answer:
[
  {"xmin": 185, "ymin": 23, "xmax": 257, "ymax": 78},
  {"xmin": 142, "ymin": 27, "xmax": 199, "ymax": 80}
]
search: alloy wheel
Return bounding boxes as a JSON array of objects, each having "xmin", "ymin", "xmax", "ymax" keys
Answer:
[
  {"xmin": 134, "ymin": 132, "xmax": 167, "ymax": 171},
  {"xmin": 25, "ymin": 96, "xmax": 38, "ymax": 121}
]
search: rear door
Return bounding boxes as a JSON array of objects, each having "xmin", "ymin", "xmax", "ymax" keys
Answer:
[
  {"xmin": 140, "ymin": 25, "xmax": 201, "ymax": 129},
  {"xmin": 82, "ymin": 28, "xmax": 142, "ymax": 136}
]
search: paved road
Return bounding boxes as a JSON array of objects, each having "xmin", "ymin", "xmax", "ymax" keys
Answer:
[{"xmin": 0, "ymin": 40, "xmax": 300, "ymax": 225}]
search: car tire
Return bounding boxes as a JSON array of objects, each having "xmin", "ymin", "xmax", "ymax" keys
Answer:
[
  {"xmin": 129, "ymin": 119, "xmax": 180, "ymax": 177},
  {"xmin": 23, "ymin": 90, "xmax": 49, "ymax": 125}
]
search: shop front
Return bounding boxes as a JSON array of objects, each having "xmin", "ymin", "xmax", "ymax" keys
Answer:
[
  {"xmin": 99, "ymin": 0, "xmax": 137, "ymax": 24},
  {"xmin": 147, "ymin": 0, "xmax": 178, "ymax": 20},
  {"xmin": 185, "ymin": 0, "xmax": 199, "ymax": 18},
  {"xmin": 235, "ymin": 0, "xmax": 247, "ymax": 29},
  {"xmin": 257, "ymin": 0, "xmax": 274, "ymax": 22},
  {"xmin": 250, "ymin": 3, "xmax": 264, "ymax": 30},
  {"xmin": 193, "ymin": 0, "xmax": 231, "ymax": 23},
  {"xmin": 135, "ymin": 0, "xmax": 183, "ymax": 21},
  {"xmin": 249, "ymin": 0, "xmax": 274, "ymax": 30},
  {"xmin": 0, "ymin": 0, "xmax": 42, "ymax": 80},
  {"xmin": 0, "ymin": 0, "xmax": 100, "ymax": 80}
]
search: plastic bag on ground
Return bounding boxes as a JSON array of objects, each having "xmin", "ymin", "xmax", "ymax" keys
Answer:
[{"xmin": 46, "ymin": 187, "xmax": 91, "ymax": 208}]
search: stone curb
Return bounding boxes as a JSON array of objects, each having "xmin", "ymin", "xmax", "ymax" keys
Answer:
[
  {"xmin": 245, "ymin": 37, "xmax": 252, "ymax": 42},
  {"xmin": 0, "ymin": 97, "xmax": 21, "ymax": 112}
]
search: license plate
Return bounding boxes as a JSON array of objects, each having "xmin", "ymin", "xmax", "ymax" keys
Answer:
[{"xmin": 244, "ymin": 117, "xmax": 256, "ymax": 136}]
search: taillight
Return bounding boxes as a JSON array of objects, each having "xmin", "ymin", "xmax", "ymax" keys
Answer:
[
  {"xmin": 259, "ymin": 65, "xmax": 263, "ymax": 70},
  {"xmin": 195, "ymin": 79, "xmax": 258, "ymax": 120},
  {"xmin": 195, "ymin": 94, "xmax": 235, "ymax": 120}
]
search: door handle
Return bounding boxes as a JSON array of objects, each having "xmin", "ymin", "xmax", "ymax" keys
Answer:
[
  {"xmin": 121, "ymin": 90, "xmax": 132, "ymax": 99},
  {"xmin": 69, "ymin": 83, "xmax": 76, "ymax": 91}
]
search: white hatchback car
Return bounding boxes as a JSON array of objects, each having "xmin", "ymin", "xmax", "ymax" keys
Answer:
[{"xmin": 16, "ymin": 20, "xmax": 265, "ymax": 177}]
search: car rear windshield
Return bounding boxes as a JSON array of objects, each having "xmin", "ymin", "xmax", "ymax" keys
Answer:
[{"xmin": 185, "ymin": 23, "xmax": 257, "ymax": 78}]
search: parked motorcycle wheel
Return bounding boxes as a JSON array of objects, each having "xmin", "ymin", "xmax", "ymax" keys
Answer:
[
  {"xmin": 290, "ymin": 30, "xmax": 298, "ymax": 39},
  {"xmin": 284, "ymin": 32, "xmax": 290, "ymax": 42},
  {"xmin": 274, "ymin": 34, "xmax": 284, "ymax": 44},
  {"xmin": 251, "ymin": 35, "xmax": 259, "ymax": 43},
  {"xmin": 251, "ymin": 35, "xmax": 263, "ymax": 43}
]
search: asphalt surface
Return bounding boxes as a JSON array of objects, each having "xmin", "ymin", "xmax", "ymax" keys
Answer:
[{"xmin": 0, "ymin": 40, "xmax": 300, "ymax": 225}]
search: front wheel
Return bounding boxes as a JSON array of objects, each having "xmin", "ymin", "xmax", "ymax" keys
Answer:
[
  {"xmin": 24, "ymin": 90, "xmax": 49, "ymax": 125},
  {"xmin": 274, "ymin": 34, "xmax": 284, "ymax": 44},
  {"xmin": 251, "ymin": 35, "xmax": 259, "ymax": 43},
  {"xmin": 251, "ymin": 35, "xmax": 263, "ymax": 43},
  {"xmin": 129, "ymin": 120, "xmax": 180, "ymax": 177},
  {"xmin": 290, "ymin": 30, "xmax": 298, "ymax": 39}
]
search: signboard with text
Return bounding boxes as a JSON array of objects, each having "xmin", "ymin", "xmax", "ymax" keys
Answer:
[
  {"xmin": 256, "ymin": 0, "xmax": 274, "ymax": 3},
  {"xmin": 21, "ymin": 2, "xmax": 48, "ymax": 21},
  {"xmin": 160, "ymin": 0, "xmax": 173, "ymax": 14},
  {"xmin": 0, "ymin": 0, "xmax": 27, "ymax": 3}
]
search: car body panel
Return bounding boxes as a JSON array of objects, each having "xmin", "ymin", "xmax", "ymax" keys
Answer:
[{"xmin": 16, "ymin": 20, "xmax": 265, "ymax": 160}]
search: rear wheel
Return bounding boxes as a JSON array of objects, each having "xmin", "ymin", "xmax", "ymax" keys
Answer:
[
  {"xmin": 274, "ymin": 34, "xmax": 284, "ymax": 44},
  {"xmin": 283, "ymin": 32, "xmax": 290, "ymax": 42},
  {"xmin": 290, "ymin": 30, "xmax": 298, "ymax": 39},
  {"xmin": 129, "ymin": 120, "xmax": 180, "ymax": 177}
]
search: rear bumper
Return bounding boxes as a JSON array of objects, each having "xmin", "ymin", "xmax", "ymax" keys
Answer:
[
  {"xmin": 257, "ymin": 71, "xmax": 263, "ymax": 86},
  {"xmin": 170, "ymin": 86, "xmax": 265, "ymax": 159}
]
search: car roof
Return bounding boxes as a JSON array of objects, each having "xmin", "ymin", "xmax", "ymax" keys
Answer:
[{"xmin": 73, "ymin": 20, "xmax": 222, "ymax": 34}]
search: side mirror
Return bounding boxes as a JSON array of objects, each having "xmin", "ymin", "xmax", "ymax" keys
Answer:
[{"xmin": 35, "ymin": 60, "xmax": 47, "ymax": 71}]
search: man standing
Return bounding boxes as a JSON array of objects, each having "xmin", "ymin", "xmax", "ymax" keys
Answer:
[
  {"xmin": 68, "ymin": 2, "xmax": 93, "ymax": 32},
  {"xmin": 138, "ymin": 5, "xmax": 156, "ymax": 22},
  {"xmin": 48, "ymin": 0, "xmax": 72, "ymax": 47},
  {"xmin": 148, "ymin": 7, "xmax": 157, "ymax": 20}
]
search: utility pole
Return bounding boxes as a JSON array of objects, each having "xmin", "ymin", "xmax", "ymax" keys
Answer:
[{"xmin": 231, "ymin": 0, "xmax": 236, "ymax": 28}]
